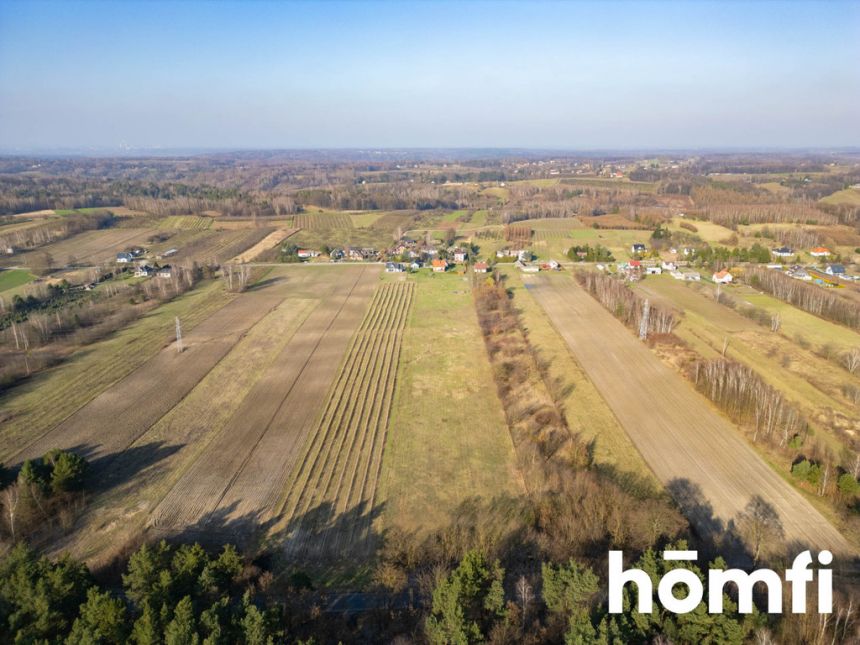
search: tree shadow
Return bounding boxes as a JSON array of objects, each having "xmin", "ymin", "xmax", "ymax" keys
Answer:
[{"xmin": 666, "ymin": 477, "xmax": 751, "ymax": 566}]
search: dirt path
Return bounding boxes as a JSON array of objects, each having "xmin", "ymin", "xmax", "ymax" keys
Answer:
[
  {"xmin": 149, "ymin": 266, "xmax": 381, "ymax": 536},
  {"xmin": 525, "ymin": 274, "xmax": 854, "ymax": 558}
]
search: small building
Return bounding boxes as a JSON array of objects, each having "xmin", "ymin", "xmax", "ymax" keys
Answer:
[
  {"xmin": 645, "ymin": 266, "xmax": 662, "ymax": 275},
  {"xmin": 156, "ymin": 265, "xmax": 173, "ymax": 278},
  {"xmin": 712, "ymin": 269, "xmax": 733, "ymax": 284},
  {"xmin": 116, "ymin": 252, "xmax": 134, "ymax": 263},
  {"xmin": 810, "ymin": 247, "xmax": 832, "ymax": 258},
  {"xmin": 385, "ymin": 262, "xmax": 405, "ymax": 273},
  {"xmin": 825, "ymin": 264, "xmax": 846, "ymax": 276},
  {"xmin": 452, "ymin": 248, "xmax": 468, "ymax": 263},
  {"xmin": 473, "ymin": 261, "xmax": 489, "ymax": 273},
  {"xmin": 631, "ymin": 243, "xmax": 647, "ymax": 255},
  {"xmin": 297, "ymin": 249, "xmax": 320, "ymax": 259},
  {"xmin": 539, "ymin": 259, "xmax": 560, "ymax": 271},
  {"xmin": 661, "ymin": 261, "xmax": 677, "ymax": 271},
  {"xmin": 410, "ymin": 260, "xmax": 423, "ymax": 270},
  {"xmin": 162, "ymin": 248, "xmax": 178, "ymax": 258},
  {"xmin": 330, "ymin": 248, "xmax": 344, "ymax": 261},
  {"xmin": 787, "ymin": 265, "xmax": 812, "ymax": 281},
  {"xmin": 772, "ymin": 246, "xmax": 794, "ymax": 258},
  {"xmin": 682, "ymin": 271, "xmax": 701, "ymax": 281},
  {"xmin": 134, "ymin": 265, "xmax": 154, "ymax": 278},
  {"xmin": 431, "ymin": 259, "xmax": 448, "ymax": 273}
]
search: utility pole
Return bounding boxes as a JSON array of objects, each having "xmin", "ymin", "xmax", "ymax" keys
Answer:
[
  {"xmin": 175, "ymin": 316, "xmax": 183, "ymax": 353},
  {"xmin": 639, "ymin": 299, "xmax": 650, "ymax": 340}
]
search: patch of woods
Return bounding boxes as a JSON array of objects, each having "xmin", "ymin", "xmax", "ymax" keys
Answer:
[
  {"xmin": 566, "ymin": 244, "xmax": 614, "ymax": 263},
  {"xmin": 575, "ymin": 271, "xmax": 676, "ymax": 335},
  {"xmin": 745, "ymin": 267, "xmax": 860, "ymax": 329},
  {"xmin": 0, "ymin": 263, "xmax": 214, "ymax": 392},
  {"xmin": 0, "ymin": 450, "xmax": 89, "ymax": 543}
]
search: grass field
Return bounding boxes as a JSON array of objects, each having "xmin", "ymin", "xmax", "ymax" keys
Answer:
[
  {"xmin": 820, "ymin": 187, "xmax": 860, "ymax": 207},
  {"xmin": 0, "ymin": 268, "xmax": 35, "ymax": 292},
  {"xmin": 378, "ymin": 272, "xmax": 523, "ymax": 535},
  {"xmin": 278, "ymin": 280, "xmax": 415, "ymax": 560},
  {"xmin": 8, "ymin": 228, "xmax": 155, "ymax": 268},
  {"xmin": 666, "ymin": 217, "xmax": 735, "ymax": 244},
  {"xmin": 293, "ymin": 211, "xmax": 354, "ymax": 230}
]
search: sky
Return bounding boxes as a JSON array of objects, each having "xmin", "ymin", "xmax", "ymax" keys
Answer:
[{"xmin": 0, "ymin": 0, "xmax": 858, "ymax": 151}]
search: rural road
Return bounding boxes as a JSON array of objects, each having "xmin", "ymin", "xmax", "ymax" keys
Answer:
[{"xmin": 525, "ymin": 274, "xmax": 855, "ymax": 560}]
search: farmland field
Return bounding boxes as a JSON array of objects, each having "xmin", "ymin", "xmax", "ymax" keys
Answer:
[
  {"xmin": 292, "ymin": 211, "xmax": 353, "ymax": 230},
  {"xmin": 159, "ymin": 215, "xmax": 213, "ymax": 230},
  {"xmin": 277, "ymin": 280, "xmax": 415, "ymax": 559},
  {"xmin": 149, "ymin": 266, "xmax": 380, "ymax": 540},
  {"xmin": 820, "ymin": 187, "xmax": 860, "ymax": 207},
  {"xmin": 0, "ymin": 268, "xmax": 35, "ymax": 292},
  {"xmin": 632, "ymin": 275, "xmax": 860, "ymax": 451},
  {"xmin": 525, "ymin": 273, "xmax": 853, "ymax": 555},
  {"xmin": 7, "ymin": 228, "xmax": 155, "ymax": 268},
  {"xmin": 378, "ymin": 272, "xmax": 523, "ymax": 535}
]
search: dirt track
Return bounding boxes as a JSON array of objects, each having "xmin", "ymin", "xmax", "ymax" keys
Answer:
[
  {"xmin": 150, "ymin": 265, "xmax": 381, "ymax": 535},
  {"xmin": 525, "ymin": 274, "xmax": 854, "ymax": 557}
]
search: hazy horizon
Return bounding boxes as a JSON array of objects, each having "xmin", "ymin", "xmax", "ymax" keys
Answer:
[{"xmin": 1, "ymin": 0, "xmax": 858, "ymax": 150}]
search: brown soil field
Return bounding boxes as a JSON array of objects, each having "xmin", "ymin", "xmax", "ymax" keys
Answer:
[
  {"xmin": 228, "ymin": 228, "xmax": 298, "ymax": 263},
  {"xmin": 149, "ymin": 266, "xmax": 381, "ymax": 539},
  {"xmin": 277, "ymin": 280, "xmax": 415, "ymax": 560},
  {"xmin": 170, "ymin": 228, "xmax": 274, "ymax": 264},
  {"xmin": 525, "ymin": 274, "xmax": 854, "ymax": 557}
]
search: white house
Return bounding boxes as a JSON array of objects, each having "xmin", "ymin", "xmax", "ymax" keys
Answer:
[
  {"xmin": 712, "ymin": 270, "xmax": 733, "ymax": 284},
  {"xmin": 645, "ymin": 266, "xmax": 662, "ymax": 275},
  {"xmin": 661, "ymin": 261, "xmax": 677, "ymax": 271},
  {"xmin": 297, "ymin": 249, "xmax": 320, "ymax": 259},
  {"xmin": 810, "ymin": 247, "xmax": 832, "ymax": 258},
  {"xmin": 825, "ymin": 264, "xmax": 846, "ymax": 277},
  {"xmin": 772, "ymin": 247, "xmax": 794, "ymax": 258}
]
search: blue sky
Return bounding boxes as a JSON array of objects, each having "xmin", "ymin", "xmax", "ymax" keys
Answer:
[{"xmin": 0, "ymin": 0, "xmax": 858, "ymax": 150}]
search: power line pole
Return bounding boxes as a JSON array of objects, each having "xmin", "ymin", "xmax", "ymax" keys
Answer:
[{"xmin": 175, "ymin": 316, "xmax": 183, "ymax": 353}]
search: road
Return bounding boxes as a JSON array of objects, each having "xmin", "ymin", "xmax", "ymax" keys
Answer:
[{"xmin": 524, "ymin": 274, "xmax": 855, "ymax": 560}]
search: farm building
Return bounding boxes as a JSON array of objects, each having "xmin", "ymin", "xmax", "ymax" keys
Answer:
[
  {"xmin": 410, "ymin": 260, "xmax": 423, "ymax": 270},
  {"xmin": 157, "ymin": 265, "xmax": 173, "ymax": 278},
  {"xmin": 772, "ymin": 246, "xmax": 794, "ymax": 258},
  {"xmin": 631, "ymin": 243, "xmax": 647, "ymax": 254},
  {"xmin": 712, "ymin": 269, "xmax": 733, "ymax": 284},
  {"xmin": 431, "ymin": 259, "xmax": 448, "ymax": 272},
  {"xmin": 134, "ymin": 265, "xmax": 155, "ymax": 278},
  {"xmin": 539, "ymin": 260, "xmax": 560, "ymax": 271},
  {"xmin": 473, "ymin": 261, "xmax": 489, "ymax": 273},
  {"xmin": 385, "ymin": 262, "xmax": 405, "ymax": 273},
  {"xmin": 116, "ymin": 252, "xmax": 134, "ymax": 263},
  {"xmin": 645, "ymin": 266, "xmax": 662, "ymax": 275},
  {"xmin": 297, "ymin": 249, "xmax": 320, "ymax": 259},
  {"xmin": 810, "ymin": 247, "xmax": 832, "ymax": 257},
  {"xmin": 661, "ymin": 261, "xmax": 677, "ymax": 271}
]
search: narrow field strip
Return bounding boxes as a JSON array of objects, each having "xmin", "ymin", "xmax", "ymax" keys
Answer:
[{"xmin": 278, "ymin": 281, "xmax": 415, "ymax": 560}]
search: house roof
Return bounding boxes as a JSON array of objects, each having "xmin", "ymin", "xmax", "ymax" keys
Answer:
[
  {"xmin": 474, "ymin": 261, "xmax": 488, "ymax": 270},
  {"xmin": 773, "ymin": 247, "xmax": 793, "ymax": 253},
  {"xmin": 811, "ymin": 247, "xmax": 831, "ymax": 253},
  {"xmin": 827, "ymin": 264, "xmax": 846, "ymax": 272},
  {"xmin": 628, "ymin": 260, "xmax": 642, "ymax": 267},
  {"xmin": 714, "ymin": 270, "xmax": 731, "ymax": 278},
  {"xmin": 431, "ymin": 259, "xmax": 447, "ymax": 267}
]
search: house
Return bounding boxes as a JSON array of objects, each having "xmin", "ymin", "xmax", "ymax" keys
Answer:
[
  {"xmin": 134, "ymin": 265, "xmax": 154, "ymax": 278},
  {"xmin": 4, "ymin": 246, "xmax": 14, "ymax": 255},
  {"xmin": 540, "ymin": 260, "xmax": 560, "ymax": 271},
  {"xmin": 516, "ymin": 261, "xmax": 540, "ymax": 273},
  {"xmin": 631, "ymin": 243, "xmax": 647, "ymax": 254},
  {"xmin": 116, "ymin": 252, "xmax": 134, "ymax": 263},
  {"xmin": 348, "ymin": 248, "xmax": 364, "ymax": 261},
  {"xmin": 645, "ymin": 266, "xmax": 662, "ymax": 275},
  {"xmin": 297, "ymin": 249, "xmax": 320, "ymax": 259},
  {"xmin": 329, "ymin": 248, "xmax": 344, "ymax": 261},
  {"xmin": 772, "ymin": 247, "xmax": 794, "ymax": 258},
  {"xmin": 473, "ymin": 261, "xmax": 489, "ymax": 273},
  {"xmin": 156, "ymin": 265, "xmax": 173, "ymax": 278},
  {"xmin": 682, "ymin": 247, "xmax": 695, "ymax": 257},
  {"xmin": 496, "ymin": 248, "xmax": 522, "ymax": 259},
  {"xmin": 810, "ymin": 247, "xmax": 832, "ymax": 258},
  {"xmin": 452, "ymin": 248, "xmax": 468, "ymax": 263},
  {"xmin": 431, "ymin": 259, "xmax": 448, "ymax": 273},
  {"xmin": 825, "ymin": 264, "xmax": 846, "ymax": 276},
  {"xmin": 409, "ymin": 260, "xmax": 423, "ymax": 270},
  {"xmin": 712, "ymin": 269, "xmax": 733, "ymax": 284},
  {"xmin": 661, "ymin": 261, "xmax": 677, "ymax": 271},
  {"xmin": 385, "ymin": 262, "xmax": 405, "ymax": 273},
  {"xmin": 787, "ymin": 266, "xmax": 812, "ymax": 281}
]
